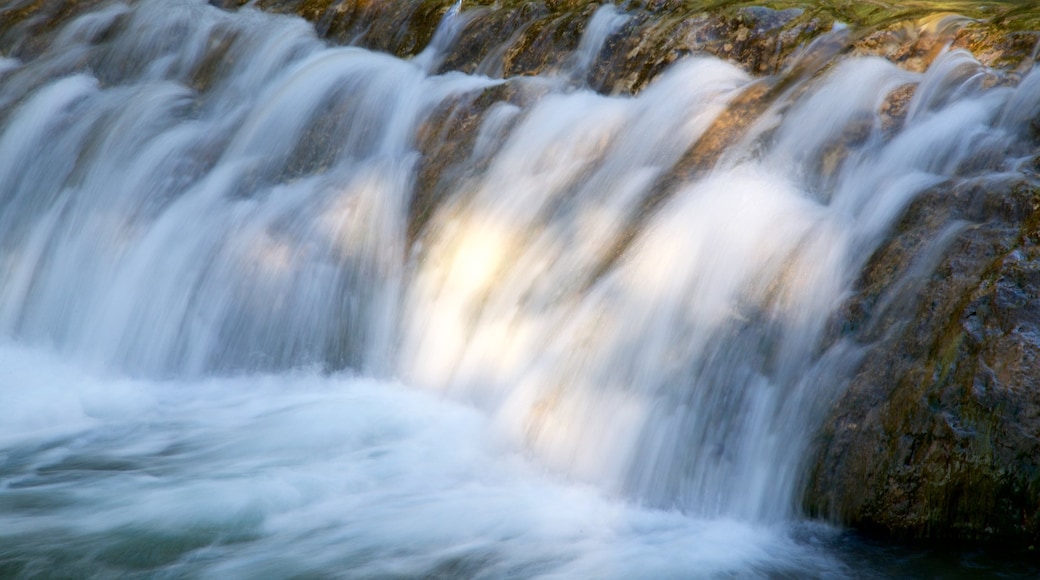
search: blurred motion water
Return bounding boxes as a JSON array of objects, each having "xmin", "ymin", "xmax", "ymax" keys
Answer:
[{"xmin": 1, "ymin": 0, "xmax": 1038, "ymax": 576}]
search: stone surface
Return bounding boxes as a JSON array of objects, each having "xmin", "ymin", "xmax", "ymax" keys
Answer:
[{"xmin": 806, "ymin": 176, "xmax": 1040, "ymax": 548}]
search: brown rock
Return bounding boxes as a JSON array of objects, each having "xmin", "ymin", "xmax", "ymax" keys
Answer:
[{"xmin": 806, "ymin": 178, "xmax": 1040, "ymax": 548}]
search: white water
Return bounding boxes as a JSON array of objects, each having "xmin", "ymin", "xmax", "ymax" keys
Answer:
[
  {"xmin": 0, "ymin": 342, "xmax": 851, "ymax": 577},
  {"xmin": 0, "ymin": 0, "xmax": 1036, "ymax": 576}
]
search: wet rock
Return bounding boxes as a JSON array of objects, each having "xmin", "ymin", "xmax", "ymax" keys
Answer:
[
  {"xmin": 410, "ymin": 79, "xmax": 544, "ymax": 243},
  {"xmin": 0, "ymin": 0, "xmax": 112, "ymax": 58},
  {"xmin": 249, "ymin": 1, "xmax": 838, "ymax": 94},
  {"xmin": 806, "ymin": 178, "xmax": 1040, "ymax": 548},
  {"xmin": 208, "ymin": 0, "xmax": 250, "ymax": 9},
  {"xmin": 246, "ymin": 1, "xmax": 1038, "ymax": 98}
]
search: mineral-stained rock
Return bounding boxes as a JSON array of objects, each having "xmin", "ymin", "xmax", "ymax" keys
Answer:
[
  {"xmin": 0, "ymin": 0, "xmax": 113, "ymax": 58},
  {"xmin": 805, "ymin": 176, "xmax": 1040, "ymax": 548},
  {"xmin": 244, "ymin": 1, "xmax": 1040, "ymax": 96}
]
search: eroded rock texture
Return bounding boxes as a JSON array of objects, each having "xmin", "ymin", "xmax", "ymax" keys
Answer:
[{"xmin": 807, "ymin": 174, "xmax": 1040, "ymax": 547}]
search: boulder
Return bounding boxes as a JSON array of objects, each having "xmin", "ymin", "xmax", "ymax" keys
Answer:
[{"xmin": 805, "ymin": 176, "xmax": 1040, "ymax": 548}]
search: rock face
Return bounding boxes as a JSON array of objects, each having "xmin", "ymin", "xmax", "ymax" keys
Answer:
[
  {"xmin": 805, "ymin": 174, "xmax": 1040, "ymax": 547},
  {"xmin": 245, "ymin": 1, "xmax": 1040, "ymax": 91}
]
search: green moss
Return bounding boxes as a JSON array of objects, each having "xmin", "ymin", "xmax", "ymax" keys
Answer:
[
  {"xmin": 1018, "ymin": 187, "xmax": 1040, "ymax": 247},
  {"xmin": 935, "ymin": 330, "xmax": 964, "ymax": 385}
]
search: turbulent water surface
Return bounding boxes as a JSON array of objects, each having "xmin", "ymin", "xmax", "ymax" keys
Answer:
[{"xmin": 1, "ymin": 0, "xmax": 1038, "ymax": 577}]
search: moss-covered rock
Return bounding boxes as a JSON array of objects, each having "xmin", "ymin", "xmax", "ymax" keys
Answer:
[{"xmin": 246, "ymin": 1, "xmax": 1040, "ymax": 95}]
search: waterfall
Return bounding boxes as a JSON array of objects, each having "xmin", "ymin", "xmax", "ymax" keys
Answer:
[{"xmin": 1, "ymin": 0, "xmax": 1037, "ymax": 576}]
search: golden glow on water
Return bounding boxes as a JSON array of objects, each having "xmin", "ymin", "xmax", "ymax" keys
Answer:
[{"xmin": 443, "ymin": 220, "xmax": 512, "ymax": 297}]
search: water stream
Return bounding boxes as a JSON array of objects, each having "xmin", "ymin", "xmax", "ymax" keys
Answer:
[{"xmin": 1, "ymin": 0, "xmax": 1037, "ymax": 576}]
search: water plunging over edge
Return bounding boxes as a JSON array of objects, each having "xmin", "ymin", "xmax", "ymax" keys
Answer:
[{"xmin": 0, "ymin": 0, "xmax": 1038, "ymax": 576}]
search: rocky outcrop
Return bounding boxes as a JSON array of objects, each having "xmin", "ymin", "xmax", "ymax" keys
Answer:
[
  {"xmin": 0, "ymin": 0, "xmax": 113, "ymax": 57},
  {"xmin": 243, "ymin": 1, "xmax": 1040, "ymax": 93},
  {"xmin": 805, "ymin": 173, "xmax": 1040, "ymax": 548}
]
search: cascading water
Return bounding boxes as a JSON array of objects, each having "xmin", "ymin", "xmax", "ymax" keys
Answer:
[{"xmin": 1, "ymin": 0, "xmax": 1038, "ymax": 577}]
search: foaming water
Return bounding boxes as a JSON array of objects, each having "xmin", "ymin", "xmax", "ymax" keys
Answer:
[
  {"xmin": 1, "ymin": 0, "xmax": 1038, "ymax": 576},
  {"xmin": 0, "ymin": 342, "xmax": 852, "ymax": 578},
  {"xmin": 401, "ymin": 44, "xmax": 1034, "ymax": 520}
]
